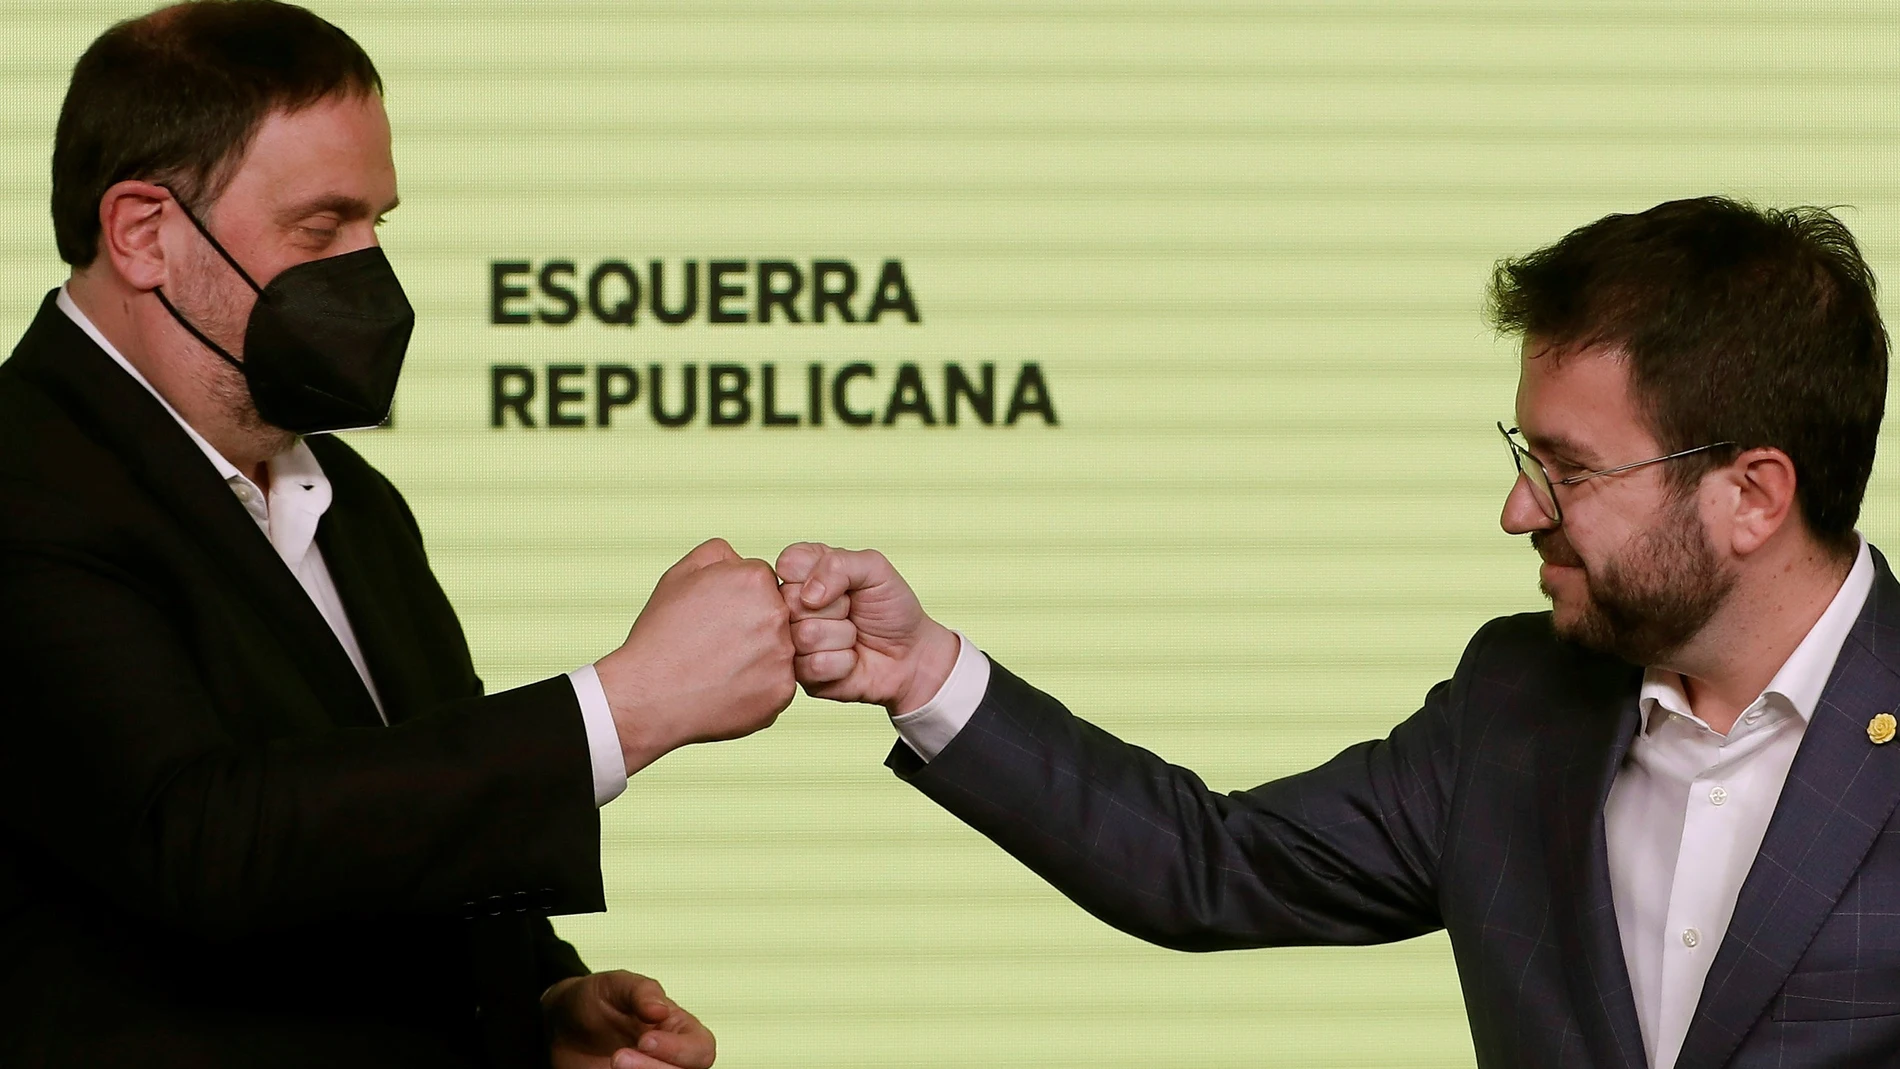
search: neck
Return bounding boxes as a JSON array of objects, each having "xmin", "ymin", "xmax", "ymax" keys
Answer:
[
  {"xmin": 67, "ymin": 270, "xmax": 291, "ymax": 481},
  {"xmin": 1660, "ymin": 538, "xmax": 1855, "ymax": 734}
]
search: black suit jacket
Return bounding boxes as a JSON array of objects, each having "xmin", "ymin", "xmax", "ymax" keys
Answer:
[
  {"xmin": 0, "ymin": 292, "xmax": 605, "ymax": 1068},
  {"xmin": 895, "ymin": 552, "xmax": 1900, "ymax": 1067}
]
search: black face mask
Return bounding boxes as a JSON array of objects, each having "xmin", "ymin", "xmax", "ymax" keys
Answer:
[{"xmin": 152, "ymin": 189, "xmax": 415, "ymax": 435}]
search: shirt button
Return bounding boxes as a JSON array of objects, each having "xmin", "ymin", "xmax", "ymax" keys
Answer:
[
  {"xmin": 233, "ymin": 484, "xmax": 253, "ymax": 502},
  {"xmin": 1682, "ymin": 928, "xmax": 1701, "ymax": 948},
  {"xmin": 1709, "ymin": 785, "xmax": 1729, "ymax": 806},
  {"xmin": 1744, "ymin": 709, "xmax": 1763, "ymax": 724}
]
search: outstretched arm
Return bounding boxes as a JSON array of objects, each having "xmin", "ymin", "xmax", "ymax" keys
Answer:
[{"xmin": 776, "ymin": 541, "xmax": 1462, "ymax": 951}]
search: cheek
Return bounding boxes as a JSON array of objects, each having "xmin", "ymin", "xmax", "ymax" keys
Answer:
[{"xmin": 1568, "ymin": 505, "xmax": 1651, "ymax": 568}]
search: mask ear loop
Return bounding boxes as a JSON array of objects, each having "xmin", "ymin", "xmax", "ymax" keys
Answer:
[
  {"xmin": 154, "ymin": 183, "xmax": 267, "ymax": 295},
  {"xmin": 149, "ymin": 183, "xmax": 263, "ymax": 372}
]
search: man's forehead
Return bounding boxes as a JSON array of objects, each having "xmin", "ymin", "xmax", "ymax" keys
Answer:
[
  {"xmin": 220, "ymin": 94, "xmax": 397, "ymax": 217},
  {"xmin": 1514, "ymin": 337, "xmax": 1649, "ymax": 460}
]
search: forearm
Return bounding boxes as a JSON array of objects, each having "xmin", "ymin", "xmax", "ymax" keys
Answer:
[
  {"xmin": 892, "ymin": 660, "xmax": 1445, "ymax": 951},
  {"xmin": 9, "ymin": 677, "xmax": 603, "ymax": 940}
]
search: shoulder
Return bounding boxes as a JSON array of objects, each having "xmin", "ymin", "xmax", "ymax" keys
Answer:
[
  {"xmin": 1449, "ymin": 610, "xmax": 1641, "ymax": 728},
  {"xmin": 0, "ymin": 361, "xmax": 79, "ymax": 479},
  {"xmin": 0, "ymin": 366, "xmax": 135, "ymax": 552},
  {"xmin": 1461, "ymin": 611, "xmax": 1559, "ymax": 671},
  {"xmin": 1458, "ymin": 610, "xmax": 1627, "ymax": 677}
]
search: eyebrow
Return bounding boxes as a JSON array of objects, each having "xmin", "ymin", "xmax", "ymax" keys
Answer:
[
  {"xmin": 1521, "ymin": 429, "xmax": 1603, "ymax": 468},
  {"xmin": 276, "ymin": 193, "xmax": 400, "ymax": 224}
]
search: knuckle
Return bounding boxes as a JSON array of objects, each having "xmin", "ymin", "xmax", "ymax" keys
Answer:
[{"xmin": 776, "ymin": 544, "xmax": 814, "ymax": 576}]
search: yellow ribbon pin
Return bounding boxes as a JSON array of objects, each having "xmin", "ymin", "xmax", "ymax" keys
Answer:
[{"xmin": 1870, "ymin": 713, "xmax": 1896, "ymax": 745}]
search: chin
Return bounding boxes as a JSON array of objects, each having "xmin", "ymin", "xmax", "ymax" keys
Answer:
[{"xmin": 1540, "ymin": 580, "xmax": 1586, "ymax": 635}]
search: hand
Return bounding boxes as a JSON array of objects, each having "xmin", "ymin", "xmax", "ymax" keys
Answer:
[
  {"xmin": 596, "ymin": 538, "xmax": 795, "ymax": 775},
  {"xmin": 544, "ymin": 970, "xmax": 716, "ymax": 1069},
  {"xmin": 774, "ymin": 543, "xmax": 959, "ymax": 715}
]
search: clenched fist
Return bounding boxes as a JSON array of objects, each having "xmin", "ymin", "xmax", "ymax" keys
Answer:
[
  {"xmin": 774, "ymin": 542, "xmax": 959, "ymax": 715},
  {"xmin": 596, "ymin": 539, "xmax": 796, "ymax": 775}
]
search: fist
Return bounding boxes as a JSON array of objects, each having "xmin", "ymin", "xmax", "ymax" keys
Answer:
[
  {"xmin": 774, "ymin": 542, "xmax": 958, "ymax": 715},
  {"xmin": 597, "ymin": 539, "xmax": 796, "ymax": 774}
]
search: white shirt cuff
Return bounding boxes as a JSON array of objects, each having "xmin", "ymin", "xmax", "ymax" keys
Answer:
[
  {"xmin": 567, "ymin": 664, "xmax": 628, "ymax": 806},
  {"xmin": 889, "ymin": 632, "xmax": 990, "ymax": 762}
]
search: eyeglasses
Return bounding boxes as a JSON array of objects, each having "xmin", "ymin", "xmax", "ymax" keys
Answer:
[{"xmin": 1498, "ymin": 421, "xmax": 1735, "ymax": 524}]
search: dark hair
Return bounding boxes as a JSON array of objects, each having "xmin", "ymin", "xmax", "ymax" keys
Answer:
[
  {"xmin": 51, "ymin": 0, "xmax": 382, "ymax": 267},
  {"xmin": 1487, "ymin": 196, "xmax": 1887, "ymax": 557}
]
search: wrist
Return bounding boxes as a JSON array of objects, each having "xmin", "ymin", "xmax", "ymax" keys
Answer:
[
  {"xmin": 887, "ymin": 622, "xmax": 960, "ymax": 717},
  {"xmin": 596, "ymin": 656, "xmax": 672, "ymax": 776}
]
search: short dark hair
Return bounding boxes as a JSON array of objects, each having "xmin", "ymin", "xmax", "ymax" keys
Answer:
[
  {"xmin": 1487, "ymin": 196, "xmax": 1887, "ymax": 557},
  {"xmin": 51, "ymin": 0, "xmax": 382, "ymax": 267}
]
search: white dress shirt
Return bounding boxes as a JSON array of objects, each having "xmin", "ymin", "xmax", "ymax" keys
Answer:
[
  {"xmin": 57, "ymin": 287, "xmax": 626, "ymax": 806},
  {"xmin": 1605, "ymin": 537, "xmax": 1872, "ymax": 1068},
  {"xmin": 898, "ymin": 540, "xmax": 1875, "ymax": 1069}
]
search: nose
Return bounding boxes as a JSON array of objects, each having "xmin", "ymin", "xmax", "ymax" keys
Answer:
[
  {"xmin": 1500, "ymin": 473, "xmax": 1557, "ymax": 535},
  {"xmin": 342, "ymin": 224, "xmax": 381, "ymax": 254}
]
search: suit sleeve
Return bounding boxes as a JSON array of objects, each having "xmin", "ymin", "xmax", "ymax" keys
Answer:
[
  {"xmin": 376, "ymin": 466, "xmax": 598, "ymax": 985},
  {"xmin": 889, "ymin": 626, "xmax": 1491, "ymax": 951},
  {"xmin": 0, "ymin": 527, "xmax": 606, "ymax": 944}
]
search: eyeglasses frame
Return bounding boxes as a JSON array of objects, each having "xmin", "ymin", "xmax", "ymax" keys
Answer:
[{"xmin": 1497, "ymin": 421, "xmax": 1737, "ymax": 524}]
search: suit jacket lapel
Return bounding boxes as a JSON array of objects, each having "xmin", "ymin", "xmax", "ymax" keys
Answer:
[
  {"xmin": 311, "ymin": 474, "xmax": 428, "ymax": 725},
  {"xmin": 8, "ymin": 291, "xmax": 384, "ymax": 729},
  {"xmin": 1675, "ymin": 557, "xmax": 1900, "ymax": 1069},
  {"xmin": 1539, "ymin": 662, "xmax": 1649, "ymax": 1069}
]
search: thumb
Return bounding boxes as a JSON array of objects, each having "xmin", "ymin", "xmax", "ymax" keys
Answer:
[
  {"xmin": 603, "ymin": 972, "xmax": 669, "ymax": 1017},
  {"xmin": 775, "ymin": 541, "xmax": 829, "ymax": 584}
]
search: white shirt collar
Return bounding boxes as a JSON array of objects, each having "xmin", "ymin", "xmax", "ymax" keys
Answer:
[
  {"xmin": 54, "ymin": 284, "xmax": 332, "ymax": 559},
  {"xmin": 1639, "ymin": 535, "xmax": 1875, "ymax": 733}
]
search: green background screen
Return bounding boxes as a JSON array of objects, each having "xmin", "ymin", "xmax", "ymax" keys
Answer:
[{"xmin": 7, "ymin": 3, "xmax": 1900, "ymax": 1065}]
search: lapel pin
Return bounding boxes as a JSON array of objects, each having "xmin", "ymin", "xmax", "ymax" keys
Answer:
[{"xmin": 1870, "ymin": 713, "xmax": 1896, "ymax": 745}]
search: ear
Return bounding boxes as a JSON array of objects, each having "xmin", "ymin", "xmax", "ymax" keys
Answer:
[
  {"xmin": 95, "ymin": 180, "xmax": 176, "ymax": 293},
  {"xmin": 1718, "ymin": 447, "xmax": 1798, "ymax": 556}
]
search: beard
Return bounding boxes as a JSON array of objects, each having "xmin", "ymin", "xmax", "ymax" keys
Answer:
[
  {"xmin": 1532, "ymin": 495, "xmax": 1736, "ymax": 665},
  {"xmin": 165, "ymin": 239, "xmax": 296, "ymax": 447}
]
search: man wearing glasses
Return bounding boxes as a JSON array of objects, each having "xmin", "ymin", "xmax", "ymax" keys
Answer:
[{"xmin": 771, "ymin": 197, "xmax": 1896, "ymax": 1068}]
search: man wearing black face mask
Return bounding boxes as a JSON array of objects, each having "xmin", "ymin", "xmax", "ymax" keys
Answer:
[
  {"xmin": 0, "ymin": 4, "xmax": 796, "ymax": 1068},
  {"xmin": 152, "ymin": 184, "xmax": 417, "ymax": 435}
]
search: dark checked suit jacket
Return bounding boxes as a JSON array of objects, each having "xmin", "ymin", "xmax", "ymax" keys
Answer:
[
  {"xmin": 0, "ymin": 292, "xmax": 603, "ymax": 1069},
  {"xmin": 892, "ymin": 551, "xmax": 1900, "ymax": 1068}
]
